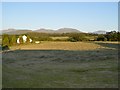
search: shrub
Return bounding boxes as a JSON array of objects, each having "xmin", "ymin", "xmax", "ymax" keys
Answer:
[
  {"xmin": 105, "ymin": 31, "xmax": 119, "ymax": 41},
  {"xmin": 9, "ymin": 35, "xmax": 17, "ymax": 45},
  {"xmin": 97, "ymin": 35, "xmax": 107, "ymax": 41},
  {"xmin": 2, "ymin": 45, "xmax": 9, "ymax": 51},
  {"xmin": 67, "ymin": 37, "xmax": 77, "ymax": 42},
  {"xmin": 2, "ymin": 34, "xmax": 10, "ymax": 46},
  {"xmin": 68, "ymin": 33, "xmax": 86, "ymax": 42}
]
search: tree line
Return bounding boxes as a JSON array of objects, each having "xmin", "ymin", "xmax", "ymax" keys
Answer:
[
  {"xmin": 96, "ymin": 31, "xmax": 120, "ymax": 41},
  {"xmin": 1, "ymin": 31, "xmax": 120, "ymax": 47}
]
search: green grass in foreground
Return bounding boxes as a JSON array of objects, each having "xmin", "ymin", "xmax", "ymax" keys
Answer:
[{"xmin": 2, "ymin": 48, "xmax": 118, "ymax": 88}]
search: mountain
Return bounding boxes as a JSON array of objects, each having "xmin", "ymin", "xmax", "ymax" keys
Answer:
[
  {"xmin": 92, "ymin": 30, "xmax": 107, "ymax": 34},
  {"xmin": 55, "ymin": 28, "xmax": 81, "ymax": 33},
  {"xmin": 2, "ymin": 29, "xmax": 32, "ymax": 35},
  {"xmin": 1, "ymin": 28, "xmax": 83, "ymax": 35},
  {"xmin": 35, "ymin": 28, "xmax": 55, "ymax": 33},
  {"xmin": 2, "ymin": 28, "xmax": 16, "ymax": 33},
  {"xmin": 34, "ymin": 28, "xmax": 82, "ymax": 33}
]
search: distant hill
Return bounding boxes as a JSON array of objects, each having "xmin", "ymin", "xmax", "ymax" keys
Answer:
[
  {"xmin": 35, "ymin": 28, "xmax": 82, "ymax": 33},
  {"xmin": 35, "ymin": 28, "xmax": 55, "ymax": 33},
  {"xmin": 55, "ymin": 28, "xmax": 81, "ymax": 33},
  {"xmin": 2, "ymin": 29, "xmax": 32, "ymax": 35},
  {"xmin": 2, "ymin": 28, "xmax": 16, "ymax": 34},
  {"xmin": 2, "ymin": 28, "xmax": 83, "ymax": 35},
  {"xmin": 92, "ymin": 30, "xmax": 107, "ymax": 34}
]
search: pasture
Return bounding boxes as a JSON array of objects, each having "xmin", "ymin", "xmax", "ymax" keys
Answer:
[
  {"xmin": 9, "ymin": 41, "xmax": 106, "ymax": 50},
  {"xmin": 2, "ymin": 41, "xmax": 118, "ymax": 88}
]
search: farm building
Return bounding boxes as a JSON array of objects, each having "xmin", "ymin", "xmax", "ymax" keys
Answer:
[{"xmin": 17, "ymin": 35, "xmax": 32, "ymax": 44}]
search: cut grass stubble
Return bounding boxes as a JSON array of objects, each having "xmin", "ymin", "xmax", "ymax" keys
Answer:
[{"xmin": 2, "ymin": 41, "xmax": 118, "ymax": 88}]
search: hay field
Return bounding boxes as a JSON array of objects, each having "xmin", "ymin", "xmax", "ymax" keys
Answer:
[
  {"xmin": 2, "ymin": 41, "xmax": 118, "ymax": 88},
  {"xmin": 50, "ymin": 36, "xmax": 69, "ymax": 40},
  {"xmin": 10, "ymin": 41, "xmax": 107, "ymax": 50}
]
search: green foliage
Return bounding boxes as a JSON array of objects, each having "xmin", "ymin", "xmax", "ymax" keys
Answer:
[
  {"xmin": 2, "ymin": 31, "xmax": 119, "ymax": 46},
  {"xmin": 96, "ymin": 31, "xmax": 119, "ymax": 41},
  {"xmin": 38, "ymin": 37, "xmax": 53, "ymax": 41},
  {"xmin": 26, "ymin": 35, "xmax": 31, "ymax": 43},
  {"xmin": 2, "ymin": 34, "xmax": 17, "ymax": 46},
  {"xmin": 26, "ymin": 32, "xmax": 52, "ymax": 41},
  {"xmin": 105, "ymin": 31, "xmax": 119, "ymax": 41},
  {"xmin": 19, "ymin": 36, "xmax": 23, "ymax": 44},
  {"xmin": 54, "ymin": 39, "xmax": 66, "ymax": 41},
  {"xmin": 97, "ymin": 35, "xmax": 107, "ymax": 41},
  {"xmin": 68, "ymin": 33, "xmax": 87, "ymax": 42},
  {"xmin": 118, "ymin": 32, "xmax": 120, "ymax": 41},
  {"xmin": 26, "ymin": 32, "xmax": 98, "ymax": 42},
  {"xmin": 2, "ymin": 45, "xmax": 9, "ymax": 51},
  {"xmin": 2, "ymin": 34, "xmax": 10, "ymax": 46},
  {"xmin": 67, "ymin": 37, "xmax": 77, "ymax": 42},
  {"xmin": 9, "ymin": 35, "xmax": 17, "ymax": 45}
]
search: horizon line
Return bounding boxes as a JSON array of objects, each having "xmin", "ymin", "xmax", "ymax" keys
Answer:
[{"xmin": 0, "ymin": 27, "xmax": 118, "ymax": 33}]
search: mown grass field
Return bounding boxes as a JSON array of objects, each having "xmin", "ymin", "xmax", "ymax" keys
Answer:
[
  {"xmin": 10, "ymin": 41, "xmax": 106, "ymax": 50},
  {"xmin": 2, "ymin": 41, "xmax": 119, "ymax": 88}
]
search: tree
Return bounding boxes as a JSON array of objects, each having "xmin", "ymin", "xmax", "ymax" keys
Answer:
[
  {"xmin": 68, "ymin": 33, "xmax": 86, "ymax": 42},
  {"xmin": 118, "ymin": 32, "xmax": 120, "ymax": 41},
  {"xmin": 19, "ymin": 36, "xmax": 23, "ymax": 44},
  {"xmin": 2, "ymin": 34, "xmax": 10, "ymax": 46},
  {"xmin": 26, "ymin": 35, "xmax": 30, "ymax": 43},
  {"xmin": 9, "ymin": 35, "xmax": 17, "ymax": 45},
  {"xmin": 105, "ymin": 31, "xmax": 119, "ymax": 41},
  {"xmin": 97, "ymin": 35, "xmax": 107, "ymax": 41}
]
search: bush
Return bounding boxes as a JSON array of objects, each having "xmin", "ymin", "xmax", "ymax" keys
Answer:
[
  {"xmin": 2, "ymin": 34, "xmax": 10, "ymax": 46},
  {"xmin": 2, "ymin": 45, "xmax": 9, "ymax": 51},
  {"xmin": 97, "ymin": 35, "xmax": 107, "ymax": 41},
  {"xmin": 19, "ymin": 36, "xmax": 24, "ymax": 44},
  {"xmin": 9, "ymin": 35, "xmax": 17, "ymax": 45},
  {"xmin": 67, "ymin": 37, "xmax": 78, "ymax": 42},
  {"xmin": 68, "ymin": 33, "xmax": 86, "ymax": 42},
  {"xmin": 105, "ymin": 31, "xmax": 119, "ymax": 41}
]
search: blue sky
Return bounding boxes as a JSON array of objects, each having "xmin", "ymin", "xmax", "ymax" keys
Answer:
[{"xmin": 1, "ymin": 2, "xmax": 118, "ymax": 32}]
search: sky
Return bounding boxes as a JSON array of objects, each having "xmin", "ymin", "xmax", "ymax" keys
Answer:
[{"xmin": 1, "ymin": 2, "xmax": 118, "ymax": 32}]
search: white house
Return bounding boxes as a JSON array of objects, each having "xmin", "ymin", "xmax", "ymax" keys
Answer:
[
  {"xmin": 17, "ymin": 38, "xmax": 20, "ymax": 44},
  {"xmin": 22, "ymin": 35, "xmax": 27, "ymax": 43},
  {"xmin": 17, "ymin": 35, "xmax": 32, "ymax": 44},
  {"xmin": 30, "ymin": 39, "xmax": 32, "ymax": 42}
]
